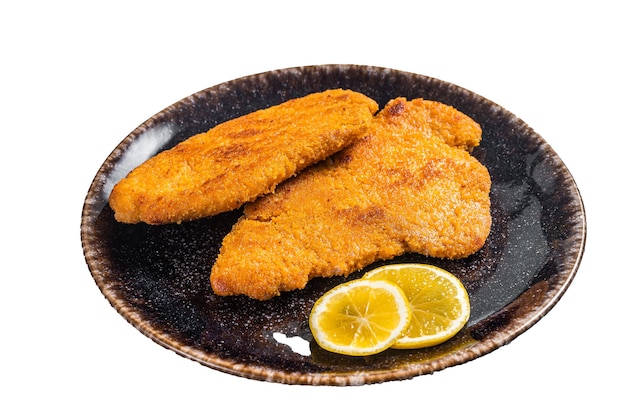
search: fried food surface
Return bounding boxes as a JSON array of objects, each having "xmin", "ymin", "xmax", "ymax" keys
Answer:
[
  {"xmin": 210, "ymin": 98, "xmax": 491, "ymax": 300},
  {"xmin": 109, "ymin": 89, "xmax": 378, "ymax": 224}
]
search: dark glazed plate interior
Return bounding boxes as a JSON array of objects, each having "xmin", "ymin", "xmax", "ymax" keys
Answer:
[{"xmin": 81, "ymin": 65, "xmax": 586, "ymax": 385}]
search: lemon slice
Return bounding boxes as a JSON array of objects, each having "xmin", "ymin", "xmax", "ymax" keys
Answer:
[
  {"xmin": 309, "ymin": 279, "xmax": 411, "ymax": 356},
  {"xmin": 362, "ymin": 264, "xmax": 470, "ymax": 349}
]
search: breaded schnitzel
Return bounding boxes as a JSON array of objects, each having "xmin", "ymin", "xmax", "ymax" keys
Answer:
[
  {"xmin": 210, "ymin": 98, "xmax": 491, "ymax": 300},
  {"xmin": 109, "ymin": 89, "xmax": 378, "ymax": 224}
]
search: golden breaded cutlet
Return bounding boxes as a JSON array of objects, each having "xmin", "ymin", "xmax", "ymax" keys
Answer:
[
  {"xmin": 109, "ymin": 89, "xmax": 379, "ymax": 224},
  {"xmin": 210, "ymin": 98, "xmax": 491, "ymax": 300}
]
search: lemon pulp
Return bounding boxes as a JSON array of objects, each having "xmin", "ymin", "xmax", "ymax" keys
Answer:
[
  {"xmin": 362, "ymin": 263, "xmax": 470, "ymax": 349},
  {"xmin": 309, "ymin": 280, "xmax": 411, "ymax": 356}
]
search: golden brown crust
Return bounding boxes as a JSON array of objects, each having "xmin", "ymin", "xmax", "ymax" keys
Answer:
[
  {"xmin": 210, "ymin": 98, "xmax": 491, "ymax": 300},
  {"xmin": 109, "ymin": 89, "xmax": 378, "ymax": 224}
]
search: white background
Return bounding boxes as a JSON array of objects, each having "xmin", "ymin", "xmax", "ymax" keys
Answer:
[{"xmin": 2, "ymin": 1, "xmax": 622, "ymax": 415}]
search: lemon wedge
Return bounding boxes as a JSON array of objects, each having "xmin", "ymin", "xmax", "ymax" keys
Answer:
[
  {"xmin": 309, "ymin": 279, "xmax": 411, "ymax": 356},
  {"xmin": 363, "ymin": 263, "xmax": 470, "ymax": 349}
]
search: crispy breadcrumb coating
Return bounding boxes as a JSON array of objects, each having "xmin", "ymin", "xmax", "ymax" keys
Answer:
[
  {"xmin": 210, "ymin": 98, "xmax": 491, "ymax": 300},
  {"xmin": 109, "ymin": 89, "xmax": 378, "ymax": 224}
]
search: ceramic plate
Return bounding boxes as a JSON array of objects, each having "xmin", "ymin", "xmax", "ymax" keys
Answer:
[{"xmin": 81, "ymin": 65, "xmax": 586, "ymax": 385}]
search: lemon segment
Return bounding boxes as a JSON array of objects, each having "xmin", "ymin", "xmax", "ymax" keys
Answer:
[
  {"xmin": 362, "ymin": 264, "xmax": 470, "ymax": 349},
  {"xmin": 309, "ymin": 280, "xmax": 411, "ymax": 356}
]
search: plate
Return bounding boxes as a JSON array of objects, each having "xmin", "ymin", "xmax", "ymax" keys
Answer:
[{"xmin": 81, "ymin": 65, "xmax": 586, "ymax": 385}]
